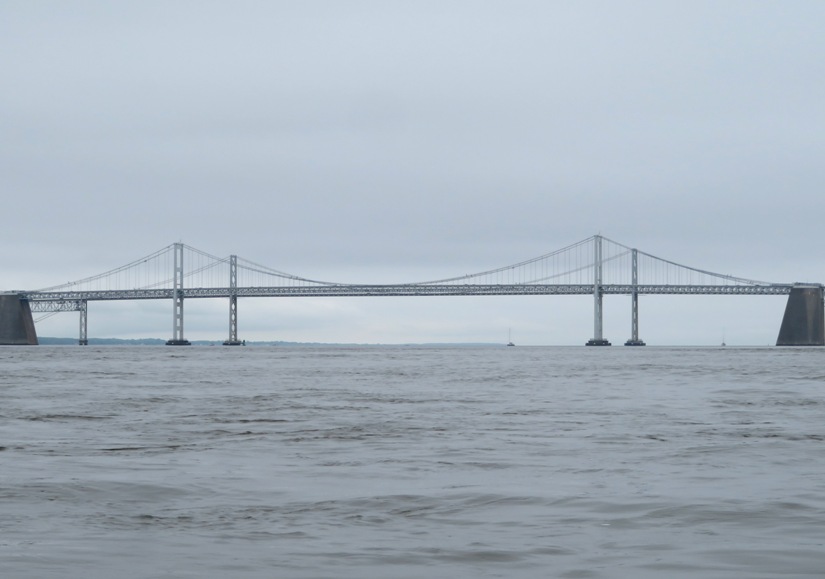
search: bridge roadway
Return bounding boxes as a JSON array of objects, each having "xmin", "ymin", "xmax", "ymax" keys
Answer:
[{"xmin": 23, "ymin": 282, "xmax": 794, "ymax": 312}]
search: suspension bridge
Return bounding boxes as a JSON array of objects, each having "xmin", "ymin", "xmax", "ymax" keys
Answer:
[{"xmin": 1, "ymin": 235, "xmax": 822, "ymax": 346}]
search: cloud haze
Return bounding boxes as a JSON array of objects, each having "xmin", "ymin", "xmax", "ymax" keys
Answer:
[{"xmin": 2, "ymin": 1, "xmax": 823, "ymax": 344}]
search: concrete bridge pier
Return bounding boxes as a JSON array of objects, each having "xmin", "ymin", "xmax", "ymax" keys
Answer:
[
  {"xmin": 776, "ymin": 284, "xmax": 825, "ymax": 346},
  {"xmin": 0, "ymin": 293, "xmax": 38, "ymax": 345}
]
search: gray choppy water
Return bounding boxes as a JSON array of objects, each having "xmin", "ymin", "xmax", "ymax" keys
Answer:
[{"xmin": 2, "ymin": 345, "xmax": 825, "ymax": 578}]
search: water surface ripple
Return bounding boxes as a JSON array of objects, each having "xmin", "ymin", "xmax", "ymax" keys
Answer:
[{"xmin": 2, "ymin": 346, "xmax": 825, "ymax": 578}]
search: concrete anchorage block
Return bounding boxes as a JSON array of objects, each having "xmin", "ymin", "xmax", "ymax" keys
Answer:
[
  {"xmin": 0, "ymin": 294, "xmax": 38, "ymax": 345},
  {"xmin": 776, "ymin": 284, "xmax": 825, "ymax": 346}
]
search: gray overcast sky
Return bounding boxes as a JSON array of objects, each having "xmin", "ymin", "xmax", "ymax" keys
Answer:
[{"xmin": 2, "ymin": 1, "xmax": 824, "ymax": 344}]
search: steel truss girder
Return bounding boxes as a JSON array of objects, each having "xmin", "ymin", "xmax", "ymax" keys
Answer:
[
  {"xmin": 28, "ymin": 300, "xmax": 85, "ymax": 312},
  {"xmin": 26, "ymin": 289, "xmax": 174, "ymax": 301},
  {"xmin": 22, "ymin": 283, "xmax": 794, "ymax": 303},
  {"xmin": 602, "ymin": 284, "xmax": 793, "ymax": 295}
]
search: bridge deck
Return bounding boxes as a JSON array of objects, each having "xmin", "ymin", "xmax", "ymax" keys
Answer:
[{"xmin": 24, "ymin": 283, "xmax": 795, "ymax": 311}]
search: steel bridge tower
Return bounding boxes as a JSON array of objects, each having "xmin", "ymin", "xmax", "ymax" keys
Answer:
[
  {"xmin": 223, "ymin": 255, "xmax": 243, "ymax": 345},
  {"xmin": 625, "ymin": 248, "xmax": 646, "ymax": 346},
  {"xmin": 586, "ymin": 235, "xmax": 611, "ymax": 346},
  {"xmin": 165, "ymin": 242, "xmax": 191, "ymax": 345},
  {"xmin": 78, "ymin": 300, "xmax": 88, "ymax": 345}
]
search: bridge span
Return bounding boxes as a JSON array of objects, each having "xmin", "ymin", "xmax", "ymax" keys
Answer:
[{"xmin": 2, "ymin": 235, "xmax": 822, "ymax": 346}]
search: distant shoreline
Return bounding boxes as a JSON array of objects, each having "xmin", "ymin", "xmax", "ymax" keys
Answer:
[{"xmin": 36, "ymin": 337, "xmax": 501, "ymax": 347}]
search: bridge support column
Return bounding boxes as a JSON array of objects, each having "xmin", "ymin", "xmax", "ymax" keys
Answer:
[
  {"xmin": 0, "ymin": 294, "xmax": 38, "ymax": 345},
  {"xmin": 586, "ymin": 235, "xmax": 611, "ymax": 346},
  {"xmin": 776, "ymin": 284, "xmax": 825, "ymax": 346},
  {"xmin": 625, "ymin": 248, "xmax": 646, "ymax": 346},
  {"xmin": 223, "ymin": 255, "xmax": 243, "ymax": 346},
  {"xmin": 79, "ymin": 300, "xmax": 88, "ymax": 345},
  {"xmin": 166, "ymin": 242, "xmax": 191, "ymax": 346}
]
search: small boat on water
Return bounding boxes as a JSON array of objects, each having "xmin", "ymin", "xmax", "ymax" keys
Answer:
[{"xmin": 507, "ymin": 329, "xmax": 515, "ymax": 347}]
